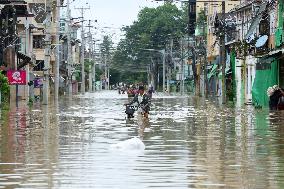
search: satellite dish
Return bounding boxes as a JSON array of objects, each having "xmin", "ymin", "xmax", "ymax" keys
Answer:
[{"xmin": 255, "ymin": 35, "xmax": 268, "ymax": 48}]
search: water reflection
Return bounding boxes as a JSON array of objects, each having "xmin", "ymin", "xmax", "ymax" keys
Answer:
[{"xmin": 0, "ymin": 91, "xmax": 284, "ymax": 188}]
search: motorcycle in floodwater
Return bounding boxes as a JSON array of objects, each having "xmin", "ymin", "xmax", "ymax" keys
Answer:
[{"xmin": 125, "ymin": 105, "xmax": 137, "ymax": 119}]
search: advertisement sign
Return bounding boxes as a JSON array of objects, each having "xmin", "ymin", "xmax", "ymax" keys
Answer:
[
  {"xmin": 7, "ymin": 70, "xmax": 26, "ymax": 85},
  {"xmin": 34, "ymin": 77, "xmax": 43, "ymax": 88}
]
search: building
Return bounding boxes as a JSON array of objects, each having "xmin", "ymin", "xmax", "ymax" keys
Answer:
[
  {"xmin": 227, "ymin": 0, "xmax": 257, "ymax": 105},
  {"xmin": 0, "ymin": 0, "xmax": 34, "ymax": 104},
  {"xmin": 22, "ymin": 0, "xmax": 61, "ymax": 99},
  {"xmin": 59, "ymin": 15, "xmax": 81, "ymax": 94},
  {"xmin": 251, "ymin": 0, "xmax": 283, "ymax": 107},
  {"xmin": 214, "ymin": 0, "xmax": 281, "ymax": 107},
  {"xmin": 205, "ymin": 0, "xmax": 240, "ymax": 98}
]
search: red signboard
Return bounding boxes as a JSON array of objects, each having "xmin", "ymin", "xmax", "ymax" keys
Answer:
[{"xmin": 7, "ymin": 70, "xmax": 27, "ymax": 85}]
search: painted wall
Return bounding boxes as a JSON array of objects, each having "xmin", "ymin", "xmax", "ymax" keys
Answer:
[{"xmin": 252, "ymin": 59, "xmax": 279, "ymax": 107}]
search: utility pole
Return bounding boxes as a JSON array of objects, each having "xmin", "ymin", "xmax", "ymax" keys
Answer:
[
  {"xmin": 180, "ymin": 38, "xmax": 185, "ymax": 95},
  {"xmin": 55, "ymin": 0, "xmax": 61, "ymax": 100},
  {"xmin": 167, "ymin": 39, "xmax": 173, "ymax": 93},
  {"xmin": 104, "ymin": 56, "xmax": 107, "ymax": 90},
  {"xmin": 92, "ymin": 41, "xmax": 96, "ymax": 91},
  {"xmin": 81, "ymin": 24, "xmax": 85, "ymax": 94},
  {"xmin": 66, "ymin": 0, "xmax": 73, "ymax": 95},
  {"xmin": 75, "ymin": 6, "xmax": 90, "ymax": 94},
  {"xmin": 221, "ymin": 1, "xmax": 226, "ymax": 103},
  {"xmin": 166, "ymin": 58, "xmax": 170, "ymax": 93},
  {"xmin": 147, "ymin": 65, "xmax": 150, "ymax": 87},
  {"xmin": 150, "ymin": 58, "xmax": 155, "ymax": 90},
  {"xmin": 25, "ymin": 16, "xmax": 30, "ymax": 103},
  {"xmin": 86, "ymin": 20, "xmax": 93, "ymax": 92},
  {"xmin": 188, "ymin": 0, "xmax": 197, "ymax": 95},
  {"xmin": 43, "ymin": 0, "xmax": 52, "ymax": 105},
  {"xmin": 203, "ymin": 21, "xmax": 208, "ymax": 98},
  {"xmin": 107, "ymin": 67, "xmax": 110, "ymax": 90},
  {"xmin": 162, "ymin": 49, "xmax": 166, "ymax": 92}
]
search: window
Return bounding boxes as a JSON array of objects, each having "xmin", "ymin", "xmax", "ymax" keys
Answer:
[{"xmin": 33, "ymin": 35, "xmax": 45, "ymax": 49}]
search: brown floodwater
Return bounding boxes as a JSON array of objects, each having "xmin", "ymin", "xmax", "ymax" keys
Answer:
[{"xmin": 0, "ymin": 90, "xmax": 284, "ymax": 189}]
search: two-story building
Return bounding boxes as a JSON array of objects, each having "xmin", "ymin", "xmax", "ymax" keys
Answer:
[
  {"xmin": 251, "ymin": 0, "xmax": 283, "ymax": 107},
  {"xmin": 206, "ymin": 0, "xmax": 240, "ymax": 98}
]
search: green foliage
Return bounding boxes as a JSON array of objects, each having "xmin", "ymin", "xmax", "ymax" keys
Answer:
[
  {"xmin": 28, "ymin": 97, "xmax": 34, "ymax": 106},
  {"xmin": 112, "ymin": 3, "xmax": 187, "ymax": 83},
  {"xmin": 109, "ymin": 68, "xmax": 120, "ymax": 85},
  {"xmin": 84, "ymin": 59, "xmax": 94, "ymax": 73},
  {"xmin": 100, "ymin": 35, "xmax": 113, "ymax": 59},
  {"xmin": 197, "ymin": 9, "xmax": 206, "ymax": 26},
  {"xmin": 120, "ymin": 72, "xmax": 147, "ymax": 84},
  {"xmin": 0, "ymin": 71, "xmax": 10, "ymax": 103},
  {"xmin": 95, "ymin": 66, "xmax": 104, "ymax": 81}
]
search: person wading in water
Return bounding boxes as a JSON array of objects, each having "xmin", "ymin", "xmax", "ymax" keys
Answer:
[
  {"xmin": 124, "ymin": 86, "xmax": 151, "ymax": 118},
  {"xmin": 268, "ymin": 85, "xmax": 284, "ymax": 110}
]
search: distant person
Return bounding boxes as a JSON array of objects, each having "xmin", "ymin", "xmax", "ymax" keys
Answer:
[
  {"xmin": 121, "ymin": 85, "xmax": 126, "ymax": 94},
  {"xmin": 125, "ymin": 86, "xmax": 151, "ymax": 118},
  {"xmin": 127, "ymin": 85, "xmax": 135, "ymax": 98},
  {"xmin": 118, "ymin": 85, "xmax": 121, "ymax": 94}
]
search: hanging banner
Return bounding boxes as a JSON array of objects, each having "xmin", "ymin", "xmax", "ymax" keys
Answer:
[{"xmin": 7, "ymin": 70, "xmax": 27, "ymax": 85}]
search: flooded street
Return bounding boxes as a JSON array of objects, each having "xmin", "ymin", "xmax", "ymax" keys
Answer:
[{"xmin": 1, "ymin": 90, "xmax": 284, "ymax": 189}]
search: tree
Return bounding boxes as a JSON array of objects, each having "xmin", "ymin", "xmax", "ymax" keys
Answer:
[
  {"xmin": 0, "ymin": 71, "xmax": 10, "ymax": 103},
  {"xmin": 99, "ymin": 35, "xmax": 114, "ymax": 87},
  {"xmin": 112, "ymin": 3, "xmax": 187, "ymax": 84},
  {"xmin": 100, "ymin": 35, "xmax": 113, "ymax": 62}
]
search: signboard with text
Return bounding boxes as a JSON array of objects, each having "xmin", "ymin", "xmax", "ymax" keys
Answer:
[{"xmin": 7, "ymin": 70, "xmax": 26, "ymax": 85}]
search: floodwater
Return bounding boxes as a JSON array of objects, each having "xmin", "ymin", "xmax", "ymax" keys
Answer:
[{"xmin": 1, "ymin": 90, "xmax": 284, "ymax": 189}]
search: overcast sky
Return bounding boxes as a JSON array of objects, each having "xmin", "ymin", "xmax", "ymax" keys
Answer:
[{"xmin": 70, "ymin": 0, "xmax": 164, "ymax": 44}]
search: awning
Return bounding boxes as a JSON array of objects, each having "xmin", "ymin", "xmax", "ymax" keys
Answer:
[
  {"xmin": 17, "ymin": 52, "xmax": 31, "ymax": 61},
  {"xmin": 17, "ymin": 52, "xmax": 31, "ymax": 69},
  {"xmin": 268, "ymin": 49, "xmax": 284, "ymax": 56},
  {"xmin": 257, "ymin": 50, "xmax": 283, "ymax": 64},
  {"xmin": 207, "ymin": 64, "xmax": 218, "ymax": 79},
  {"xmin": 258, "ymin": 56, "xmax": 275, "ymax": 64}
]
